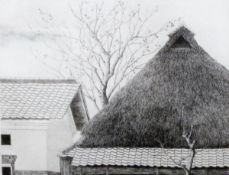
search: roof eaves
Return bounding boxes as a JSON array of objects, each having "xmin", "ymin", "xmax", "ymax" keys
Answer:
[
  {"xmin": 68, "ymin": 147, "xmax": 229, "ymax": 168},
  {"xmin": 0, "ymin": 79, "xmax": 78, "ymax": 84}
]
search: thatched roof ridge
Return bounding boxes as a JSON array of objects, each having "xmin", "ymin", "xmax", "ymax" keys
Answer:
[
  {"xmin": 79, "ymin": 26, "xmax": 229, "ymax": 148},
  {"xmin": 161, "ymin": 26, "xmax": 198, "ymax": 52},
  {"xmin": 169, "ymin": 26, "xmax": 194, "ymax": 38}
]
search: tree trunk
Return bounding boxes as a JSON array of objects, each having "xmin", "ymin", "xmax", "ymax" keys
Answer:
[
  {"xmin": 101, "ymin": 90, "xmax": 109, "ymax": 107},
  {"xmin": 185, "ymin": 169, "xmax": 192, "ymax": 175}
]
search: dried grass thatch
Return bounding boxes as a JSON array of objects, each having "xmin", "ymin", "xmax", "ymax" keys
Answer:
[{"xmin": 80, "ymin": 26, "xmax": 229, "ymax": 148}]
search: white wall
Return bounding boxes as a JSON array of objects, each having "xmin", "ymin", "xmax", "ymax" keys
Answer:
[
  {"xmin": 47, "ymin": 108, "xmax": 79, "ymax": 172},
  {"xmin": 1, "ymin": 120, "xmax": 48, "ymax": 171},
  {"xmin": 1, "ymin": 108, "xmax": 81, "ymax": 173}
]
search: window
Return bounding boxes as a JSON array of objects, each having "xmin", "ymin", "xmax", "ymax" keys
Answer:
[
  {"xmin": 1, "ymin": 134, "xmax": 11, "ymax": 145},
  {"xmin": 2, "ymin": 167, "xmax": 11, "ymax": 175},
  {"xmin": 171, "ymin": 36, "xmax": 191, "ymax": 49}
]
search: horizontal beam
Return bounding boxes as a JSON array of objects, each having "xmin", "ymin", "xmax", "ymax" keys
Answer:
[{"xmin": 71, "ymin": 166, "xmax": 229, "ymax": 175}]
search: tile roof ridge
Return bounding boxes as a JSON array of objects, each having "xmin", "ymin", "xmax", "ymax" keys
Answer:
[{"xmin": 0, "ymin": 78, "xmax": 78, "ymax": 84}]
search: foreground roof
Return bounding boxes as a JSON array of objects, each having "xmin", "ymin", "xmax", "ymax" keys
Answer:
[
  {"xmin": 64, "ymin": 147, "xmax": 229, "ymax": 168},
  {"xmin": 0, "ymin": 79, "xmax": 80, "ymax": 119}
]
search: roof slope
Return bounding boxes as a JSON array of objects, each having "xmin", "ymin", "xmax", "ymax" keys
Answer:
[
  {"xmin": 64, "ymin": 147, "xmax": 229, "ymax": 168},
  {"xmin": 79, "ymin": 26, "xmax": 229, "ymax": 148},
  {"xmin": 0, "ymin": 79, "xmax": 80, "ymax": 119}
]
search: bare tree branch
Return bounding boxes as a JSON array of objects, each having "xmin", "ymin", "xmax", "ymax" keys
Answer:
[
  {"xmin": 157, "ymin": 106, "xmax": 196, "ymax": 175},
  {"xmin": 38, "ymin": 0, "xmax": 180, "ymax": 111}
]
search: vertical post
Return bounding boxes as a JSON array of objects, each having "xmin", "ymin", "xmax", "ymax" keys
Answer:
[
  {"xmin": 106, "ymin": 167, "xmax": 109, "ymax": 175},
  {"xmin": 11, "ymin": 156, "xmax": 17, "ymax": 175},
  {"xmin": 0, "ymin": 120, "xmax": 2, "ymax": 175},
  {"xmin": 155, "ymin": 168, "xmax": 159, "ymax": 175},
  {"xmin": 60, "ymin": 157, "xmax": 72, "ymax": 175},
  {"xmin": 79, "ymin": 167, "xmax": 82, "ymax": 175}
]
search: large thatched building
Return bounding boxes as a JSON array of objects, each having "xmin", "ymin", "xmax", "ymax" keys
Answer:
[{"xmin": 61, "ymin": 26, "xmax": 229, "ymax": 175}]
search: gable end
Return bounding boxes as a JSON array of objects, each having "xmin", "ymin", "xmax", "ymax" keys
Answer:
[{"xmin": 70, "ymin": 86, "xmax": 89, "ymax": 130}]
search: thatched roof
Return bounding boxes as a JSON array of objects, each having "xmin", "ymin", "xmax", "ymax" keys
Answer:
[{"xmin": 80, "ymin": 26, "xmax": 229, "ymax": 148}]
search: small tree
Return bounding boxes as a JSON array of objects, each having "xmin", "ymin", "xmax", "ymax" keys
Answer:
[
  {"xmin": 157, "ymin": 106, "xmax": 196, "ymax": 175},
  {"xmin": 181, "ymin": 126, "xmax": 196, "ymax": 175},
  {"xmin": 176, "ymin": 126, "xmax": 196, "ymax": 175},
  {"xmin": 158, "ymin": 125, "xmax": 196, "ymax": 175},
  {"xmin": 38, "ymin": 1, "xmax": 179, "ymax": 111}
]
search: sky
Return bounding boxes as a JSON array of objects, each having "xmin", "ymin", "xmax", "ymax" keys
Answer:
[{"xmin": 0, "ymin": 0, "xmax": 229, "ymax": 116}]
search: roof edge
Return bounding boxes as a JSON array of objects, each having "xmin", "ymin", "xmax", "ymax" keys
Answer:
[
  {"xmin": 0, "ymin": 79, "xmax": 78, "ymax": 84},
  {"xmin": 168, "ymin": 25, "xmax": 194, "ymax": 38},
  {"xmin": 78, "ymin": 86, "xmax": 90, "ymax": 121}
]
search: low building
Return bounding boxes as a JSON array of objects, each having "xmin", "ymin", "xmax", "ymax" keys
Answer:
[
  {"xmin": 61, "ymin": 26, "xmax": 229, "ymax": 175},
  {"xmin": 1, "ymin": 79, "xmax": 89, "ymax": 175},
  {"xmin": 62, "ymin": 147, "xmax": 229, "ymax": 175}
]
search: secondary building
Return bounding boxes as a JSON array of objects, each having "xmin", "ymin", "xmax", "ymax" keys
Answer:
[{"xmin": 1, "ymin": 79, "xmax": 89, "ymax": 175}]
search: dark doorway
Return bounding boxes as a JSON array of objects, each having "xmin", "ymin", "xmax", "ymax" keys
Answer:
[{"xmin": 2, "ymin": 167, "xmax": 11, "ymax": 175}]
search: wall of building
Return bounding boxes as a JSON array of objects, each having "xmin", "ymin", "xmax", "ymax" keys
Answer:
[
  {"xmin": 71, "ymin": 166, "xmax": 229, "ymax": 175},
  {"xmin": 47, "ymin": 108, "xmax": 80, "ymax": 173},
  {"xmin": 1, "ymin": 120, "xmax": 48, "ymax": 171},
  {"xmin": 2, "ymin": 108, "xmax": 82, "ymax": 174}
]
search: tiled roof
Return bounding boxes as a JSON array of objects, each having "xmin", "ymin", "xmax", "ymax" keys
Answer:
[
  {"xmin": 65, "ymin": 147, "xmax": 229, "ymax": 168},
  {"xmin": 0, "ymin": 79, "xmax": 79, "ymax": 119}
]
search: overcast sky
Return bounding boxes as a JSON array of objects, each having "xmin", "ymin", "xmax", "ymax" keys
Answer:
[
  {"xmin": 0, "ymin": 0, "xmax": 229, "ymax": 78},
  {"xmin": 0, "ymin": 0, "xmax": 228, "ymax": 116}
]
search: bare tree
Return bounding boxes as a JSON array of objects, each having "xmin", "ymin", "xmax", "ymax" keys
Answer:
[
  {"xmin": 158, "ymin": 125, "xmax": 196, "ymax": 175},
  {"xmin": 38, "ymin": 1, "xmax": 180, "ymax": 110},
  {"xmin": 157, "ymin": 106, "xmax": 196, "ymax": 175},
  {"xmin": 181, "ymin": 126, "xmax": 196, "ymax": 175}
]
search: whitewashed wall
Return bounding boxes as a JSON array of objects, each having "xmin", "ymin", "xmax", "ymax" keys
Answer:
[
  {"xmin": 47, "ymin": 108, "xmax": 78, "ymax": 172},
  {"xmin": 1, "ymin": 120, "xmax": 48, "ymax": 171},
  {"xmin": 1, "ymin": 108, "xmax": 80, "ymax": 173}
]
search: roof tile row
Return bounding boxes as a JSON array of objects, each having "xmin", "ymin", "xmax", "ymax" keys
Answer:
[
  {"xmin": 0, "ymin": 80, "xmax": 79, "ymax": 119},
  {"xmin": 65, "ymin": 147, "xmax": 229, "ymax": 168}
]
